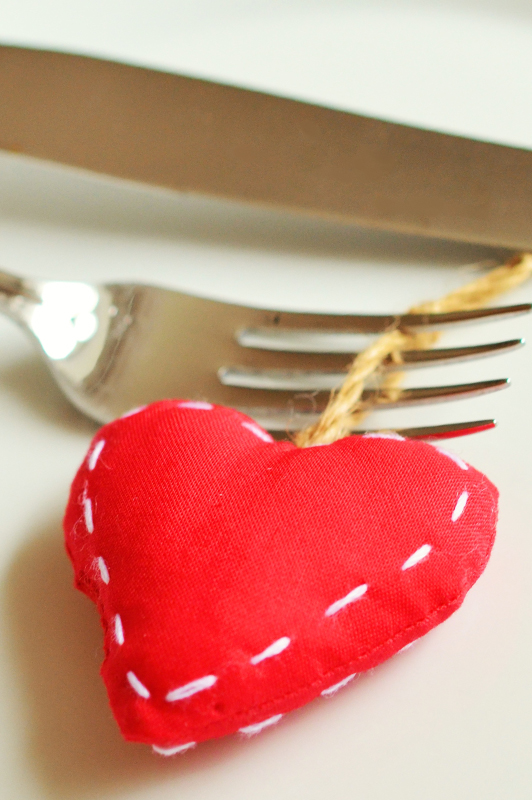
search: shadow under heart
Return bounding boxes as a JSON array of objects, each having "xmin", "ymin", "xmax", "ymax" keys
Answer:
[{"xmin": 2, "ymin": 515, "xmax": 244, "ymax": 798}]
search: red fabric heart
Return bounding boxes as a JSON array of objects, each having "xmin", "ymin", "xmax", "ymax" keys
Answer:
[{"xmin": 64, "ymin": 400, "xmax": 498, "ymax": 753}]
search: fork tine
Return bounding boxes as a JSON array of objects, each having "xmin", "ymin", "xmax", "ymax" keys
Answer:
[
  {"xmin": 238, "ymin": 307, "xmax": 531, "ymax": 351},
  {"xmin": 393, "ymin": 338, "xmax": 524, "ymax": 368},
  {"xmin": 245, "ymin": 404, "xmax": 497, "ymax": 437},
  {"xmin": 220, "ymin": 339, "xmax": 523, "ymax": 390},
  {"xmin": 239, "ymin": 303, "xmax": 532, "ymax": 347},
  {"xmin": 388, "ymin": 304, "xmax": 532, "ymax": 329},
  {"xmin": 392, "ymin": 420, "xmax": 496, "ymax": 440},
  {"xmin": 235, "ymin": 379, "xmax": 508, "ymax": 423},
  {"xmin": 362, "ymin": 378, "xmax": 509, "ymax": 407},
  {"xmin": 220, "ymin": 366, "xmax": 346, "ymax": 391}
]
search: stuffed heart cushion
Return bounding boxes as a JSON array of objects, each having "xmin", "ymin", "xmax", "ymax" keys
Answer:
[{"xmin": 64, "ymin": 400, "xmax": 498, "ymax": 754}]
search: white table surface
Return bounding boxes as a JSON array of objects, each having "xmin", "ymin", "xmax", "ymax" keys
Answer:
[{"xmin": 1, "ymin": 2, "xmax": 532, "ymax": 798}]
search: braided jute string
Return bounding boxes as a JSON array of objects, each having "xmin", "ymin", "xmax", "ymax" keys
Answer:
[{"xmin": 295, "ymin": 252, "xmax": 532, "ymax": 448}]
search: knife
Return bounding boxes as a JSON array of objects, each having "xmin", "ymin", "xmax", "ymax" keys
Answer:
[{"xmin": 1, "ymin": 44, "xmax": 531, "ymax": 250}]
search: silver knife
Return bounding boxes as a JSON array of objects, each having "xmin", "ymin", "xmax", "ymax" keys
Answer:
[{"xmin": 0, "ymin": 44, "xmax": 531, "ymax": 250}]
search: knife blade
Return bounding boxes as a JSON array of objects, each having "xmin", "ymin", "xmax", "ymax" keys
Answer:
[{"xmin": 1, "ymin": 44, "xmax": 531, "ymax": 250}]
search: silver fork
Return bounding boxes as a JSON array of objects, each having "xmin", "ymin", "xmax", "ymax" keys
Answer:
[{"xmin": 0, "ymin": 269, "xmax": 529, "ymax": 439}]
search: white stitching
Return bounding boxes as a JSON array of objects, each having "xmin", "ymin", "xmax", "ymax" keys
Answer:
[
  {"xmin": 363, "ymin": 432, "xmax": 405, "ymax": 441},
  {"xmin": 88, "ymin": 440, "xmax": 105, "ymax": 470},
  {"xmin": 435, "ymin": 446, "xmax": 468, "ymax": 471},
  {"xmin": 152, "ymin": 742, "xmax": 196, "ymax": 756},
  {"xmin": 239, "ymin": 714, "xmax": 283, "ymax": 736},
  {"xmin": 178, "ymin": 401, "xmax": 213, "ymax": 410},
  {"xmin": 321, "ymin": 674, "xmax": 357, "ymax": 696},
  {"xmin": 452, "ymin": 490, "xmax": 469, "ymax": 521},
  {"xmin": 127, "ymin": 671, "xmax": 150, "ymax": 698},
  {"xmin": 97, "ymin": 556, "xmax": 110, "ymax": 584},
  {"xmin": 250, "ymin": 637, "xmax": 290, "ymax": 665},
  {"xmin": 121, "ymin": 405, "xmax": 147, "ymax": 418},
  {"xmin": 166, "ymin": 675, "xmax": 217, "ymax": 702},
  {"xmin": 398, "ymin": 641, "xmax": 417, "ymax": 653},
  {"xmin": 83, "ymin": 489, "xmax": 94, "ymax": 534},
  {"xmin": 325, "ymin": 584, "xmax": 368, "ymax": 617},
  {"xmin": 402, "ymin": 544, "xmax": 432, "ymax": 571},
  {"xmin": 241, "ymin": 421, "xmax": 273, "ymax": 443},
  {"xmin": 114, "ymin": 614, "xmax": 124, "ymax": 645}
]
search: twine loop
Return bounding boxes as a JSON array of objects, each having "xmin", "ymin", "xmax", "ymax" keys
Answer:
[{"xmin": 295, "ymin": 253, "xmax": 532, "ymax": 448}]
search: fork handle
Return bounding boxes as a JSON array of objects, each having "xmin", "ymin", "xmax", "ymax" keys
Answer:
[
  {"xmin": 0, "ymin": 269, "xmax": 41, "ymax": 329},
  {"xmin": 0, "ymin": 269, "xmax": 26, "ymax": 298},
  {"xmin": 0, "ymin": 269, "xmax": 39, "ymax": 301},
  {"xmin": 1, "ymin": 45, "xmax": 532, "ymax": 250}
]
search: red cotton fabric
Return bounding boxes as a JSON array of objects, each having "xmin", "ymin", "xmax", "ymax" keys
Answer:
[{"xmin": 64, "ymin": 400, "xmax": 498, "ymax": 752}]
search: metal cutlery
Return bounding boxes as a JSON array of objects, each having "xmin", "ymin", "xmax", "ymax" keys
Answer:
[
  {"xmin": 0, "ymin": 269, "xmax": 528, "ymax": 438},
  {"xmin": 1, "ymin": 44, "xmax": 532, "ymax": 251}
]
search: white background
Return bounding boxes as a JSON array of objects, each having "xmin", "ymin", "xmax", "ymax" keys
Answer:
[{"xmin": 0, "ymin": 2, "xmax": 531, "ymax": 798}]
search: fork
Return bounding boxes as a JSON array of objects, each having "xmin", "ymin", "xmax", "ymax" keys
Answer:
[{"xmin": 0, "ymin": 268, "xmax": 529, "ymax": 439}]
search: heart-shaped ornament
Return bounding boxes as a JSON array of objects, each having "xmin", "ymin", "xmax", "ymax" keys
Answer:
[{"xmin": 64, "ymin": 400, "xmax": 498, "ymax": 754}]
